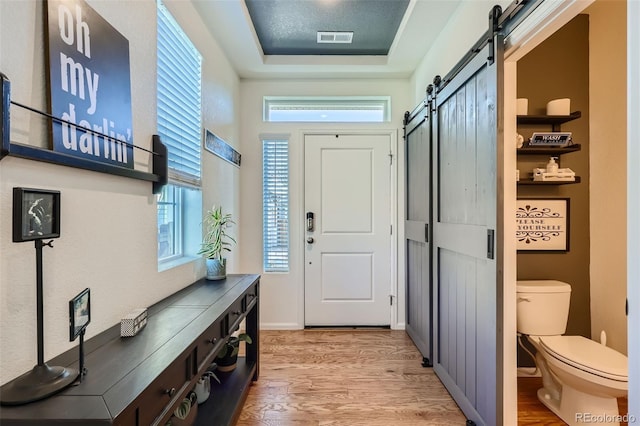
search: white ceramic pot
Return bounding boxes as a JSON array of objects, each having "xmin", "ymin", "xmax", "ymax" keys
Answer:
[{"xmin": 206, "ymin": 258, "xmax": 226, "ymax": 280}]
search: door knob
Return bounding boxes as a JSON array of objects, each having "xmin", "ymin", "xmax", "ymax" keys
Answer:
[{"xmin": 307, "ymin": 237, "xmax": 314, "ymax": 244}]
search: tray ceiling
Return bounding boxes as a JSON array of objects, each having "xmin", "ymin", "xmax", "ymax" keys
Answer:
[{"xmin": 192, "ymin": 0, "xmax": 463, "ymax": 79}]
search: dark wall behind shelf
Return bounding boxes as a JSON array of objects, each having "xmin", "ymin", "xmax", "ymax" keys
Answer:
[{"xmin": 516, "ymin": 14, "xmax": 590, "ymax": 365}]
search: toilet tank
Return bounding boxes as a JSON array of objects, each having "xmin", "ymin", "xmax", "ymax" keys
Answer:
[{"xmin": 516, "ymin": 280, "xmax": 571, "ymax": 335}]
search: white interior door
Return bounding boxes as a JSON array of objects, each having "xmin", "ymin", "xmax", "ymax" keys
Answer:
[{"xmin": 304, "ymin": 133, "xmax": 391, "ymax": 326}]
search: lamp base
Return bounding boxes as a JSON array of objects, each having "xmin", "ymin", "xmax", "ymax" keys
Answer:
[{"xmin": 0, "ymin": 364, "xmax": 79, "ymax": 405}]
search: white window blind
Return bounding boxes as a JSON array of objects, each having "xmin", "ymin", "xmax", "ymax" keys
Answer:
[
  {"xmin": 263, "ymin": 96, "xmax": 390, "ymax": 122},
  {"xmin": 263, "ymin": 138, "xmax": 289, "ymax": 272},
  {"xmin": 157, "ymin": 2, "xmax": 202, "ymax": 187}
]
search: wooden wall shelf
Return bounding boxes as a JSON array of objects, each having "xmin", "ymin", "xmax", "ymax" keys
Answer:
[
  {"xmin": 517, "ymin": 111, "xmax": 582, "ymax": 129},
  {"xmin": 517, "ymin": 110, "xmax": 582, "ymax": 186},
  {"xmin": 517, "ymin": 144, "xmax": 581, "ymax": 156},
  {"xmin": 517, "ymin": 177, "xmax": 581, "ymax": 185},
  {"xmin": 1, "ymin": 73, "xmax": 168, "ymax": 194}
]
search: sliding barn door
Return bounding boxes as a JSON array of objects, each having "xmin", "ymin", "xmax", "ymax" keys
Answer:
[
  {"xmin": 432, "ymin": 35, "xmax": 503, "ymax": 426},
  {"xmin": 404, "ymin": 102, "xmax": 432, "ymax": 365}
]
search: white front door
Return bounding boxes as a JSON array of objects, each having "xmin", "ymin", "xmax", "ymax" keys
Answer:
[{"xmin": 304, "ymin": 133, "xmax": 392, "ymax": 326}]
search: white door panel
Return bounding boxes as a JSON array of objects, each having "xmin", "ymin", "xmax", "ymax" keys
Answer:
[
  {"xmin": 321, "ymin": 149, "xmax": 373, "ymax": 233},
  {"xmin": 304, "ymin": 133, "xmax": 391, "ymax": 326}
]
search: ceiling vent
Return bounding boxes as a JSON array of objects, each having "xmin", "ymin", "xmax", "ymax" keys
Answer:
[{"xmin": 316, "ymin": 31, "xmax": 353, "ymax": 44}]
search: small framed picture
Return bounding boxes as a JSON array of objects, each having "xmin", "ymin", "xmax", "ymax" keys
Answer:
[
  {"xmin": 528, "ymin": 132, "xmax": 572, "ymax": 147},
  {"xmin": 69, "ymin": 288, "xmax": 91, "ymax": 341},
  {"xmin": 516, "ymin": 198, "xmax": 570, "ymax": 252},
  {"xmin": 12, "ymin": 187, "xmax": 61, "ymax": 242}
]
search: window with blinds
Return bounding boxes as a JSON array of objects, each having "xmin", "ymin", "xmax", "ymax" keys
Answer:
[
  {"xmin": 156, "ymin": 1, "xmax": 202, "ymax": 264},
  {"xmin": 157, "ymin": 1, "xmax": 202, "ymax": 188},
  {"xmin": 263, "ymin": 138, "xmax": 290, "ymax": 272},
  {"xmin": 263, "ymin": 96, "xmax": 390, "ymax": 122}
]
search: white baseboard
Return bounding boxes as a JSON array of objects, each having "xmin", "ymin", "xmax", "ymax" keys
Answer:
[
  {"xmin": 392, "ymin": 322, "xmax": 406, "ymax": 330},
  {"xmin": 259, "ymin": 322, "xmax": 302, "ymax": 330}
]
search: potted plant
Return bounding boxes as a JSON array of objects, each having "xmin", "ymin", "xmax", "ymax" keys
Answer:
[
  {"xmin": 215, "ymin": 333, "xmax": 252, "ymax": 372},
  {"xmin": 198, "ymin": 206, "xmax": 236, "ymax": 280},
  {"xmin": 167, "ymin": 391, "xmax": 197, "ymax": 426}
]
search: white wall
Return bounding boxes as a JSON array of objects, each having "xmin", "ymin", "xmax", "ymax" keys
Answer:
[
  {"xmin": 0, "ymin": 0, "xmax": 240, "ymax": 384},
  {"xmin": 586, "ymin": 0, "xmax": 627, "ymax": 355},
  {"xmin": 410, "ymin": 0, "xmax": 511, "ymax": 104},
  {"xmin": 239, "ymin": 79, "xmax": 410, "ymax": 329}
]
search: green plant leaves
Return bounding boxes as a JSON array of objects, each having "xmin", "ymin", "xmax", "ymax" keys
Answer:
[
  {"xmin": 216, "ymin": 333, "xmax": 252, "ymax": 359},
  {"xmin": 198, "ymin": 206, "xmax": 236, "ymax": 260}
]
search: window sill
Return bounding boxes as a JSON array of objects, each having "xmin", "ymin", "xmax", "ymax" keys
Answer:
[{"xmin": 158, "ymin": 255, "xmax": 201, "ymax": 272}]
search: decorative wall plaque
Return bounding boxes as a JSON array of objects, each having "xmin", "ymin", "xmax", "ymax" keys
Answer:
[
  {"xmin": 204, "ymin": 129, "xmax": 241, "ymax": 167},
  {"xmin": 516, "ymin": 198, "xmax": 569, "ymax": 251}
]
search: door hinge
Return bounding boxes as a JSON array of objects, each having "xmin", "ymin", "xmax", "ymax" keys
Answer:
[
  {"xmin": 389, "ymin": 151, "xmax": 393, "ymax": 165},
  {"xmin": 390, "ymin": 224, "xmax": 393, "ymax": 235},
  {"xmin": 390, "ymin": 295, "xmax": 394, "ymax": 306},
  {"xmin": 487, "ymin": 229, "xmax": 495, "ymax": 259}
]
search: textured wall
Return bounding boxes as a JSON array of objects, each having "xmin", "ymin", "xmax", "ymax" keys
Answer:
[{"xmin": 0, "ymin": 0, "xmax": 240, "ymax": 384}]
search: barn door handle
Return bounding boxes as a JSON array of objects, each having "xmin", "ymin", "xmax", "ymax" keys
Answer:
[{"xmin": 487, "ymin": 229, "xmax": 495, "ymax": 259}]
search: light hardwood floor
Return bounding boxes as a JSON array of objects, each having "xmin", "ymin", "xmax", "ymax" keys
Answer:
[
  {"xmin": 238, "ymin": 329, "xmax": 466, "ymax": 425},
  {"xmin": 238, "ymin": 330, "xmax": 629, "ymax": 425}
]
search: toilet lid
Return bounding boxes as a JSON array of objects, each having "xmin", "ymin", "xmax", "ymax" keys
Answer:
[{"xmin": 539, "ymin": 336, "xmax": 628, "ymax": 382}]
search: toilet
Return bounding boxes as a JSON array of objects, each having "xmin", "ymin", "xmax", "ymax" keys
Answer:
[{"xmin": 517, "ymin": 280, "xmax": 628, "ymax": 426}]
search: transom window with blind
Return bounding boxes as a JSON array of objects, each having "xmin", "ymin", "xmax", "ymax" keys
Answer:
[
  {"xmin": 156, "ymin": 1, "xmax": 202, "ymax": 265},
  {"xmin": 263, "ymin": 96, "xmax": 390, "ymax": 122},
  {"xmin": 263, "ymin": 138, "xmax": 290, "ymax": 272}
]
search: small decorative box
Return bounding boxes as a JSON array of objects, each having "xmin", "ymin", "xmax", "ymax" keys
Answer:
[
  {"xmin": 532, "ymin": 168, "xmax": 576, "ymax": 182},
  {"xmin": 120, "ymin": 308, "xmax": 148, "ymax": 337}
]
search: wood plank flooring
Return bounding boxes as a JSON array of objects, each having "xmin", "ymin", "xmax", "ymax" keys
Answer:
[
  {"xmin": 238, "ymin": 330, "xmax": 629, "ymax": 425},
  {"xmin": 237, "ymin": 329, "xmax": 466, "ymax": 425}
]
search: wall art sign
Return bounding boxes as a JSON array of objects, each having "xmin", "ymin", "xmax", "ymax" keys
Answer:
[
  {"xmin": 528, "ymin": 132, "xmax": 572, "ymax": 147},
  {"xmin": 516, "ymin": 198, "xmax": 569, "ymax": 251},
  {"xmin": 204, "ymin": 129, "xmax": 241, "ymax": 167},
  {"xmin": 46, "ymin": 0, "xmax": 134, "ymax": 168}
]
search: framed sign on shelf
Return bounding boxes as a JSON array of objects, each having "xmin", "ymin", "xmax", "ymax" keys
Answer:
[{"xmin": 516, "ymin": 198, "xmax": 569, "ymax": 252}]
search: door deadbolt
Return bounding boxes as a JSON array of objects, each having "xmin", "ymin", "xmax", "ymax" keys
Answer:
[{"xmin": 307, "ymin": 237, "xmax": 314, "ymax": 244}]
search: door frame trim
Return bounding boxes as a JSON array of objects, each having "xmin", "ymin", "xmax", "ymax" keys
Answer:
[{"xmin": 299, "ymin": 129, "xmax": 399, "ymax": 329}]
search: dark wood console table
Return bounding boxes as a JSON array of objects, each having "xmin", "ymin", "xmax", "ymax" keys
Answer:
[{"xmin": 0, "ymin": 274, "xmax": 260, "ymax": 425}]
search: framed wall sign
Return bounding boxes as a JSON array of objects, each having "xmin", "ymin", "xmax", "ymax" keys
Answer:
[
  {"xmin": 204, "ymin": 129, "xmax": 241, "ymax": 167},
  {"xmin": 46, "ymin": 0, "xmax": 134, "ymax": 168},
  {"xmin": 12, "ymin": 187, "xmax": 61, "ymax": 242},
  {"xmin": 69, "ymin": 288, "xmax": 91, "ymax": 341},
  {"xmin": 516, "ymin": 198, "xmax": 570, "ymax": 251}
]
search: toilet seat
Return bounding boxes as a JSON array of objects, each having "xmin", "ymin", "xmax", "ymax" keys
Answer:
[{"xmin": 539, "ymin": 335, "xmax": 628, "ymax": 382}]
